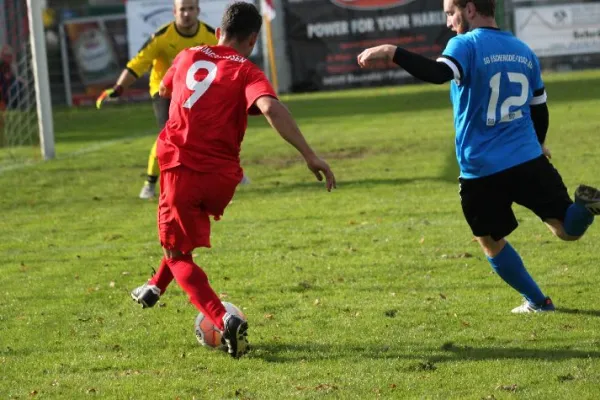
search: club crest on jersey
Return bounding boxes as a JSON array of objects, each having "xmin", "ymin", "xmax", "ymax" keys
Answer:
[{"xmin": 330, "ymin": 0, "xmax": 417, "ymax": 10}]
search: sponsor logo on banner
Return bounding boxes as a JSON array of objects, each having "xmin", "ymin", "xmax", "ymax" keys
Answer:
[
  {"xmin": 126, "ymin": 0, "xmax": 256, "ymax": 59},
  {"xmin": 126, "ymin": 1, "xmax": 174, "ymax": 59},
  {"xmin": 330, "ymin": 0, "xmax": 417, "ymax": 10},
  {"xmin": 141, "ymin": 7, "xmax": 172, "ymax": 29},
  {"xmin": 514, "ymin": 2, "xmax": 600, "ymax": 57}
]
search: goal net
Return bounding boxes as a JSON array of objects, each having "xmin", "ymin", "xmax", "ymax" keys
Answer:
[{"xmin": 0, "ymin": 0, "xmax": 54, "ymax": 169}]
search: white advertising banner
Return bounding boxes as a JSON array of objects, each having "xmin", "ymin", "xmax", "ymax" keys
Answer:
[
  {"xmin": 126, "ymin": 0, "xmax": 255, "ymax": 58},
  {"xmin": 514, "ymin": 2, "xmax": 600, "ymax": 57}
]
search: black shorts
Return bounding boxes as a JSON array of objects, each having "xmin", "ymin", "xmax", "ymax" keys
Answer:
[
  {"xmin": 459, "ymin": 155, "xmax": 573, "ymax": 240},
  {"xmin": 152, "ymin": 94, "xmax": 170, "ymax": 129}
]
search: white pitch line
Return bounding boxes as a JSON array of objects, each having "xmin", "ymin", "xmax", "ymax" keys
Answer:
[{"xmin": 0, "ymin": 133, "xmax": 152, "ymax": 175}]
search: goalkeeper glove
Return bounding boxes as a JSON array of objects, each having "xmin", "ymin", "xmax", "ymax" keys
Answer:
[{"xmin": 96, "ymin": 85, "xmax": 123, "ymax": 109}]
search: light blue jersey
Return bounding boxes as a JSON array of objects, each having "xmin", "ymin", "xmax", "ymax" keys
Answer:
[{"xmin": 437, "ymin": 28, "xmax": 547, "ymax": 179}]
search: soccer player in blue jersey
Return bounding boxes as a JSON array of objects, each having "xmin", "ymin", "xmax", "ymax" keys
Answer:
[{"xmin": 357, "ymin": 0, "xmax": 600, "ymax": 313}]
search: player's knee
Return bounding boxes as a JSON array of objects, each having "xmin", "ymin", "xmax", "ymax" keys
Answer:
[
  {"xmin": 556, "ymin": 231, "xmax": 581, "ymax": 241},
  {"xmin": 476, "ymin": 236, "xmax": 506, "ymax": 258},
  {"xmin": 545, "ymin": 219, "xmax": 582, "ymax": 241},
  {"xmin": 551, "ymin": 224, "xmax": 582, "ymax": 241}
]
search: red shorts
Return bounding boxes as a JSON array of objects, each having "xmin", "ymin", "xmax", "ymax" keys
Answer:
[{"xmin": 158, "ymin": 166, "xmax": 239, "ymax": 253}]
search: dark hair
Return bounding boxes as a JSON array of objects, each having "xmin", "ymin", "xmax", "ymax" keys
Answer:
[
  {"xmin": 221, "ymin": 2, "xmax": 262, "ymax": 41},
  {"xmin": 454, "ymin": 0, "xmax": 496, "ymax": 17}
]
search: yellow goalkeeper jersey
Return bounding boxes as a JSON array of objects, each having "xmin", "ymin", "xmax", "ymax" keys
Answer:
[{"xmin": 126, "ymin": 21, "xmax": 217, "ymax": 96}]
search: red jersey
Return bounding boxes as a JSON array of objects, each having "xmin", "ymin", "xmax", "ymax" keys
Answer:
[{"xmin": 157, "ymin": 45, "xmax": 277, "ymax": 177}]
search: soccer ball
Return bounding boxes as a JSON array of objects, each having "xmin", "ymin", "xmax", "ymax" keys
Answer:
[{"xmin": 194, "ymin": 301, "xmax": 246, "ymax": 350}]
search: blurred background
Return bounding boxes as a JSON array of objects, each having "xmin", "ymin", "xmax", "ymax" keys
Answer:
[{"xmin": 1, "ymin": 0, "xmax": 599, "ymax": 108}]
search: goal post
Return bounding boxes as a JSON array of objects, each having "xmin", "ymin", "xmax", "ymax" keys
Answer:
[
  {"xmin": 0, "ymin": 0, "xmax": 54, "ymax": 166},
  {"xmin": 26, "ymin": 0, "xmax": 54, "ymax": 160}
]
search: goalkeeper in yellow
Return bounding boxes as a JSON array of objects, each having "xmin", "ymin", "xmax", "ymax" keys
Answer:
[{"xmin": 97, "ymin": 0, "xmax": 223, "ymax": 199}]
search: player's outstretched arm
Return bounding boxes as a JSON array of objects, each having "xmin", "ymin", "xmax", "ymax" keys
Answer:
[
  {"xmin": 96, "ymin": 69, "xmax": 137, "ymax": 109},
  {"xmin": 255, "ymin": 95, "xmax": 336, "ymax": 192},
  {"xmin": 357, "ymin": 44, "xmax": 396, "ymax": 68},
  {"xmin": 357, "ymin": 44, "xmax": 454, "ymax": 85},
  {"xmin": 97, "ymin": 26, "xmax": 164, "ymax": 108}
]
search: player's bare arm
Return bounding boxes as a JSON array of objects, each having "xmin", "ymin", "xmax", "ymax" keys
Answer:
[
  {"xmin": 358, "ymin": 45, "xmax": 454, "ymax": 85},
  {"xmin": 95, "ymin": 68, "xmax": 139, "ymax": 109},
  {"xmin": 356, "ymin": 44, "xmax": 396, "ymax": 67},
  {"xmin": 96, "ymin": 29, "xmax": 160, "ymax": 109},
  {"xmin": 158, "ymin": 80, "xmax": 172, "ymax": 98},
  {"xmin": 255, "ymin": 95, "xmax": 336, "ymax": 192},
  {"xmin": 115, "ymin": 68, "xmax": 138, "ymax": 92}
]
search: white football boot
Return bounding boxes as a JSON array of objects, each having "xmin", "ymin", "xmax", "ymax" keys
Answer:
[
  {"xmin": 511, "ymin": 297, "xmax": 555, "ymax": 313},
  {"xmin": 139, "ymin": 182, "xmax": 156, "ymax": 199}
]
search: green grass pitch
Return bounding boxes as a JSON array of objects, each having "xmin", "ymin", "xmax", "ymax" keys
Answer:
[{"xmin": 1, "ymin": 69, "xmax": 600, "ymax": 399}]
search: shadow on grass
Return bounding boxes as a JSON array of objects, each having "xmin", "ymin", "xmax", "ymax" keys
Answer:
[
  {"xmin": 250, "ymin": 342, "xmax": 600, "ymax": 364},
  {"xmin": 238, "ymin": 176, "xmax": 459, "ymax": 199},
  {"xmin": 557, "ymin": 308, "xmax": 600, "ymax": 317},
  {"xmin": 433, "ymin": 342, "xmax": 600, "ymax": 363}
]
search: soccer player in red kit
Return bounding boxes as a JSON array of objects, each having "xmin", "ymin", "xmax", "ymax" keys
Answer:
[{"xmin": 129, "ymin": 2, "xmax": 336, "ymax": 358}]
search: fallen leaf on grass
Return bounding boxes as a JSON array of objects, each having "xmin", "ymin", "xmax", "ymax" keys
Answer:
[
  {"xmin": 496, "ymin": 384, "xmax": 517, "ymax": 392},
  {"xmin": 315, "ymin": 383, "xmax": 338, "ymax": 391},
  {"xmin": 441, "ymin": 252, "xmax": 473, "ymax": 259}
]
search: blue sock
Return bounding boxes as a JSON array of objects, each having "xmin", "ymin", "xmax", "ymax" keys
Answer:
[
  {"xmin": 564, "ymin": 202, "xmax": 594, "ymax": 237},
  {"xmin": 487, "ymin": 243, "xmax": 546, "ymax": 304}
]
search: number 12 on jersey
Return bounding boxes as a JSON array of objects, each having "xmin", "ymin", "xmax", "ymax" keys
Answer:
[{"xmin": 486, "ymin": 72, "xmax": 529, "ymax": 126}]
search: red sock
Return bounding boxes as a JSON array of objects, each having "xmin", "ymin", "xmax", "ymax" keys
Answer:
[
  {"xmin": 167, "ymin": 254, "xmax": 226, "ymax": 330},
  {"xmin": 148, "ymin": 257, "xmax": 174, "ymax": 294}
]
